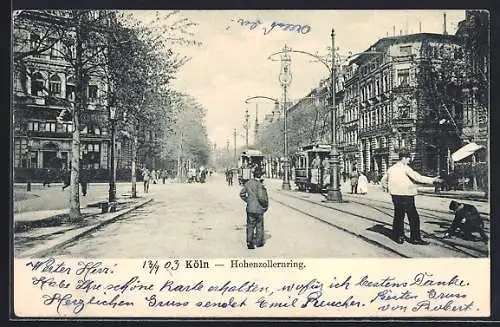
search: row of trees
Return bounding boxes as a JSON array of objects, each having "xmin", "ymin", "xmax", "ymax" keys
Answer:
[{"xmin": 13, "ymin": 10, "xmax": 211, "ymax": 220}]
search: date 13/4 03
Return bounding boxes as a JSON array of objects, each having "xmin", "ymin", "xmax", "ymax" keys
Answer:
[{"xmin": 142, "ymin": 260, "xmax": 210, "ymax": 274}]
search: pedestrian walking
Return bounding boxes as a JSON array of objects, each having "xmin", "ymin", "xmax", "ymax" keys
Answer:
[
  {"xmin": 321, "ymin": 156, "xmax": 330, "ymax": 187},
  {"xmin": 228, "ymin": 169, "xmax": 234, "ymax": 186},
  {"xmin": 357, "ymin": 171, "xmax": 369, "ymax": 195},
  {"xmin": 381, "ymin": 150, "xmax": 442, "ymax": 245},
  {"xmin": 349, "ymin": 167, "xmax": 359, "ymax": 194},
  {"xmin": 239, "ymin": 169, "xmax": 269, "ymax": 249},
  {"xmin": 79, "ymin": 168, "xmax": 88, "ymax": 196},
  {"xmin": 62, "ymin": 164, "xmax": 71, "ymax": 190},
  {"xmin": 42, "ymin": 168, "xmax": 52, "ymax": 187},
  {"xmin": 161, "ymin": 170, "xmax": 166, "ymax": 184},
  {"xmin": 142, "ymin": 168, "xmax": 150, "ymax": 193}
]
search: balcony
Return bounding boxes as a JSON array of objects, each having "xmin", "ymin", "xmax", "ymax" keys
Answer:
[
  {"xmin": 27, "ymin": 130, "xmax": 72, "ymax": 138},
  {"xmin": 344, "ymin": 144, "xmax": 359, "ymax": 152}
]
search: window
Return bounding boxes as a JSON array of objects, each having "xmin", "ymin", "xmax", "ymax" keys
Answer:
[
  {"xmin": 49, "ymin": 74, "xmax": 61, "ymax": 96},
  {"xmin": 82, "ymin": 142, "xmax": 101, "ymax": 168},
  {"xmin": 66, "ymin": 76, "xmax": 76, "ymax": 101},
  {"xmin": 29, "ymin": 151, "xmax": 38, "ymax": 168},
  {"xmin": 88, "ymin": 85, "xmax": 98, "ymax": 101},
  {"xmin": 61, "ymin": 123, "xmax": 73, "ymax": 133},
  {"xmin": 400, "ymin": 45, "xmax": 412, "ymax": 56},
  {"xmin": 397, "ymin": 69, "xmax": 410, "ymax": 86},
  {"xmin": 30, "ymin": 34, "xmax": 41, "ymax": 57},
  {"xmin": 398, "ymin": 106, "xmax": 410, "ymax": 119},
  {"xmin": 31, "ymin": 72, "xmax": 45, "ymax": 96},
  {"xmin": 45, "ymin": 122, "xmax": 56, "ymax": 132}
]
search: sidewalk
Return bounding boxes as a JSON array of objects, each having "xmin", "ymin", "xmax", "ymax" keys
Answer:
[{"xmin": 14, "ymin": 196, "xmax": 153, "ymax": 258}]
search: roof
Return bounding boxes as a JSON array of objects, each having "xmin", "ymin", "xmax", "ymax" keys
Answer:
[
  {"xmin": 300, "ymin": 143, "xmax": 331, "ymax": 151},
  {"xmin": 241, "ymin": 149, "xmax": 264, "ymax": 156},
  {"xmin": 350, "ymin": 33, "xmax": 461, "ymax": 65}
]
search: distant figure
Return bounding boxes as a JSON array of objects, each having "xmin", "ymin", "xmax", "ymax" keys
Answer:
[
  {"xmin": 161, "ymin": 170, "xmax": 166, "ymax": 184},
  {"xmin": 151, "ymin": 169, "xmax": 157, "ymax": 184},
  {"xmin": 381, "ymin": 149, "xmax": 442, "ymax": 245},
  {"xmin": 226, "ymin": 169, "xmax": 234, "ymax": 186},
  {"xmin": 357, "ymin": 171, "xmax": 369, "ymax": 195},
  {"xmin": 239, "ymin": 169, "xmax": 268, "ymax": 249},
  {"xmin": 444, "ymin": 200, "xmax": 488, "ymax": 242},
  {"xmin": 79, "ymin": 168, "xmax": 88, "ymax": 196},
  {"xmin": 142, "ymin": 168, "xmax": 150, "ymax": 193},
  {"xmin": 349, "ymin": 167, "xmax": 359, "ymax": 194},
  {"xmin": 311, "ymin": 154, "xmax": 321, "ymax": 169},
  {"xmin": 62, "ymin": 164, "xmax": 71, "ymax": 190},
  {"xmin": 42, "ymin": 168, "xmax": 52, "ymax": 187}
]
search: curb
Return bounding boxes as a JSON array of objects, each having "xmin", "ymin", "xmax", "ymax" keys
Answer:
[
  {"xmin": 417, "ymin": 190, "xmax": 488, "ymax": 203},
  {"xmin": 18, "ymin": 198, "xmax": 154, "ymax": 258}
]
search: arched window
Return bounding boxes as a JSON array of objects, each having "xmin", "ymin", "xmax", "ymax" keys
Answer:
[
  {"xmin": 66, "ymin": 76, "xmax": 75, "ymax": 101},
  {"xmin": 49, "ymin": 74, "xmax": 61, "ymax": 96},
  {"xmin": 31, "ymin": 72, "xmax": 45, "ymax": 96}
]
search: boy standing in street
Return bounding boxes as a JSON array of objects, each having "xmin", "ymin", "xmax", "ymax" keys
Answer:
[{"xmin": 239, "ymin": 169, "xmax": 269, "ymax": 249}]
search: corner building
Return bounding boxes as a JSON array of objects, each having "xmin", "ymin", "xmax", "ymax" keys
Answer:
[{"xmin": 343, "ymin": 33, "xmax": 462, "ymax": 176}]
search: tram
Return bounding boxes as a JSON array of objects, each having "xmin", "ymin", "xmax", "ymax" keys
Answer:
[
  {"xmin": 238, "ymin": 149, "xmax": 266, "ymax": 185},
  {"xmin": 293, "ymin": 143, "xmax": 331, "ymax": 192}
]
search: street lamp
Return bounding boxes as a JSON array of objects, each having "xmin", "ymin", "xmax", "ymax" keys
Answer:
[
  {"xmin": 268, "ymin": 33, "xmax": 383, "ymax": 201},
  {"xmin": 109, "ymin": 106, "xmax": 117, "ymax": 204}
]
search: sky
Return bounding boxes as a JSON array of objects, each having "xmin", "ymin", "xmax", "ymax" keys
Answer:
[{"xmin": 131, "ymin": 10, "xmax": 466, "ymax": 149}]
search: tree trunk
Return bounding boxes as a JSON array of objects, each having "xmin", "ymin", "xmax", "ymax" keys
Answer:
[
  {"xmin": 69, "ymin": 15, "xmax": 83, "ymax": 221},
  {"xmin": 131, "ymin": 134, "xmax": 137, "ymax": 198},
  {"xmin": 177, "ymin": 131, "xmax": 183, "ymax": 182}
]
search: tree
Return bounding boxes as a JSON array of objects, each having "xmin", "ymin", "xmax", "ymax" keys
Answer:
[{"xmin": 13, "ymin": 10, "xmax": 116, "ymax": 220}]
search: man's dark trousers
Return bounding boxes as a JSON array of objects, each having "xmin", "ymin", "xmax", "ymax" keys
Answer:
[
  {"xmin": 247, "ymin": 212, "xmax": 264, "ymax": 246},
  {"xmin": 391, "ymin": 195, "xmax": 421, "ymax": 240}
]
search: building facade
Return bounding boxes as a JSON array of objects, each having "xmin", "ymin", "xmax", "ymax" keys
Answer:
[
  {"xmin": 13, "ymin": 10, "xmax": 126, "ymax": 180},
  {"xmin": 342, "ymin": 33, "xmax": 463, "ymax": 177}
]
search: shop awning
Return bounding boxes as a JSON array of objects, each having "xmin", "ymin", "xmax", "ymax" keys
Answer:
[{"xmin": 451, "ymin": 142, "xmax": 485, "ymax": 162}]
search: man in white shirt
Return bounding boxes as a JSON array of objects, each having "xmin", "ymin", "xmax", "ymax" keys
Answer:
[{"xmin": 381, "ymin": 150, "xmax": 442, "ymax": 245}]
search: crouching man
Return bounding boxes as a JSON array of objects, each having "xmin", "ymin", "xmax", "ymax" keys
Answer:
[{"xmin": 444, "ymin": 200, "xmax": 488, "ymax": 242}]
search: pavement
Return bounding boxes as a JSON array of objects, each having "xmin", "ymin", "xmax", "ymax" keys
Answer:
[{"xmin": 13, "ymin": 181, "xmax": 158, "ymax": 257}]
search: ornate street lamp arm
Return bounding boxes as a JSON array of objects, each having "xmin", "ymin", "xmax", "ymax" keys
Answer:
[
  {"xmin": 245, "ymin": 96, "xmax": 279, "ymax": 104},
  {"xmin": 268, "ymin": 50, "xmax": 331, "ymax": 73}
]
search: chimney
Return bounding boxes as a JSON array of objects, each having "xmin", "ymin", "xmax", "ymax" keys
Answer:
[{"xmin": 443, "ymin": 12, "xmax": 448, "ymax": 35}]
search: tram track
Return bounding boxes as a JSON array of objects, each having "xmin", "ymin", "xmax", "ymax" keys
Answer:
[
  {"xmin": 270, "ymin": 196, "xmax": 409, "ymax": 258},
  {"xmin": 270, "ymin": 190, "xmax": 488, "ymax": 258}
]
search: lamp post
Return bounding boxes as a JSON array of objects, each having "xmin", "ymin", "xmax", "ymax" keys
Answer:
[
  {"xmin": 109, "ymin": 106, "xmax": 117, "ymax": 203},
  {"xmin": 326, "ymin": 29, "xmax": 342, "ymax": 202},
  {"xmin": 279, "ymin": 45, "xmax": 293, "ymax": 190},
  {"xmin": 26, "ymin": 139, "xmax": 33, "ymax": 192},
  {"xmin": 268, "ymin": 34, "xmax": 383, "ymax": 201}
]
